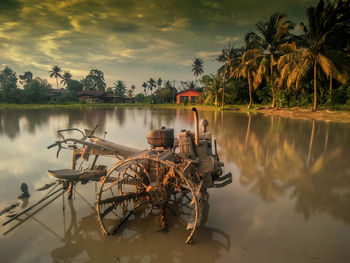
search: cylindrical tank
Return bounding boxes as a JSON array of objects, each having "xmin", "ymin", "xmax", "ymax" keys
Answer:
[{"xmin": 147, "ymin": 127, "xmax": 174, "ymax": 148}]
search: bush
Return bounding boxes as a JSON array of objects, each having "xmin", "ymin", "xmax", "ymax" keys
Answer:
[
  {"xmin": 256, "ymin": 85, "xmax": 272, "ymax": 105},
  {"xmin": 275, "ymin": 89, "xmax": 289, "ymax": 108}
]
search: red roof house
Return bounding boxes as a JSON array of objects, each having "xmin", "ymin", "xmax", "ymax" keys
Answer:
[{"xmin": 176, "ymin": 89, "xmax": 201, "ymax": 104}]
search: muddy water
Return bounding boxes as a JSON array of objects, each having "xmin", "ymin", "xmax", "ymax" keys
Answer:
[{"xmin": 0, "ymin": 107, "xmax": 349, "ymax": 263}]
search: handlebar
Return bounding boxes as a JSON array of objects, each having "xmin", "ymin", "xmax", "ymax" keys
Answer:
[{"xmin": 47, "ymin": 142, "xmax": 60, "ymax": 149}]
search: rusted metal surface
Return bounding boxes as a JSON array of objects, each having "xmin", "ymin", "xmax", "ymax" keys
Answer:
[{"xmin": 42, "ymin": 107, "xmax": 232, "ymax": 244}]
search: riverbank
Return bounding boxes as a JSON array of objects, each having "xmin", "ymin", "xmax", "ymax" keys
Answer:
[{"xmin": 1, "ymin": 103, "xmax": 350, "ymax": 123}]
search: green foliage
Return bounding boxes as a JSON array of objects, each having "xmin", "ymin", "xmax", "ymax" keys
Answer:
[
  {"xmin": 0, "ymin": 66, "xmax": 18, "ymax": 103},
  {"xmin": 330, "ymin": 86, "xmax": 348, "ymax": 105},
  {"xmin": 135, "ymin": 93, "xmax": 145, "ymax": 102},
  {"xmin": 275, "ymin": 89, "xmax": 289, "ymax": 107},
  {"xmin": 19, "ymin": 71, "xmax": 33, "ymax": 85},
  {"xmin": 23, "ymin": 78, "xmax": 50, "ymax": 103},
  {"xmin": 66, "ymin": 79, "xmax": 83, "ymax": 93},
  {"xmin": 56, "ymin": 91, "xmax": 78, "ymax": 103},
  {"xmin": 114, "ymin": 80, "xmax": 127, "ymax": 97},
  {"xmin": 224, "ymin": 80, "xmax": 249, "ymax": 104},
  {"xmin": 256, "ymin": 85, "xmax": 272, "ymax": 105},
  {"xmin": 84, "ymin": 69, "xmax": 106, "ymax": 91}
]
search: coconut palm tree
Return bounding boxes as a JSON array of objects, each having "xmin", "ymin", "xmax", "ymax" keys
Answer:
[
  {"xmin": 277, "ymin": 0, "xmax": 349, "ymax": 110},
  {"xmin": 60, "ymin": 70, "xmax": 72, "ymax": 87},
  {"xmin": 157, "ymin": 78, "xmax": 162, "ymax": 90},
  {"xmin": 147, "ymin": 78, "xmax": 156, "ymax": 103},
  {"xmin": 245, "ymin": 13, "xmax": 294, "ymax": 107},
  {"xmin": 192, "ymin": 57, "xmax": 204, "ymax": 83},
  {"xmin": 202, "ymin": 75, "xmax": 222, "ymax": 106},
  {"xmin": 147, "ymin": 78, "xmax": 156, "ymax": 95},
  {"xmin": 142, "ymin": 82, "xmax": 148, "ymax": 95},
  {"xmin": 114, "ymin": 80, "xmax": 127, "ymax": 97},
  {"xmin": 128, "ymin": 84, "xmax": 136, "ymax": 97},
  {"xmin": 49, "ymin": 65, "xmax": 62, "ymax": 89},
  {"xmin": 231, "ymin": 49, "xmax": 263, "ymax": 109},
  {"xmin": 216, "ymin": 44, "xmax": 243, "ymax": 109}
]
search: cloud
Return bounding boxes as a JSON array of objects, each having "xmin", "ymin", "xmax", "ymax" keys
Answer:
[
  {"xmin": 160, "ymin": 18, "xmax": 189, "ymax": 32},
  {"xmin": 0, "ymin": 0, "xmax": 317, "ymax": 88},
  {"xmin": 196, "ymin": 51, "xmax": 221, "ymax": 59}
]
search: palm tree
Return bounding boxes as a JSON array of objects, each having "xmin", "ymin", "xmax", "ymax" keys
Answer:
[
  {"xmin": 202, "ymin": 75, "xmax": 222, "ymax": 106},
  {"xmin": 245, "ymin": 13, "xmax": 294, "ymax": 107},
  {"xmin": 142, "ymin": 82, "xmax": 148, "ymax": 95},
  {"xmin": 192, "ymin": 57, "xmax": 204, "ymax": 83},
  {"xmin": 49, "ymin": 65, "xmax": 62, "ymax": 89},
  {"xmin": 147, "ymin": 78, "xmax": 156, "ymax": 95},
  {"xmin": 86, "ymin": 69, "xmax": 106, "ymax": 91},
  {"xmin": 114, "ymin": 80, "xmax": 127, "ymax": 97},
  {"xmin": 128, "ymin": 84, "xmax": 136, "ymax": 97},
  {"xmin": 147, "ymin": 78, "xmax": 156, "ymax": 103},
  {"xmin": 232, "ymin": 49, "xmax": 263, "ymax": 109},
  {"xmin": 60, "ymin": 70, "xmax": 72, "ymax": 87},
  {"xmin": 157, "ymin": 78, "xmax": 162, "ymax": 90},
  {"xmin": 277, "ymin": 0, "xmax": 348, "ymax": 110},
  {"xmin": 216, "ymin": 44, "xmax": 243, "ymax": 109}
]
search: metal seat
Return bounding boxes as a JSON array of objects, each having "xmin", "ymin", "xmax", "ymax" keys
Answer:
[{"xmin": 47, "ymin": 169, "xmax": 84, "ymax": 180}]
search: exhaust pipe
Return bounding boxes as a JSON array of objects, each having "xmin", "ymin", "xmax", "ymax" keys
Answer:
[{"xmin": 192, "ymin": 107, "xmax": 199, "ymax": 146}]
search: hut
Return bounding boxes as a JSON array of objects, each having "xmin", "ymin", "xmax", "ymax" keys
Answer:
[
  {"xmin": 77, "ymin": 90, "xmax": 105, "ymax": 103},
  {"xmin": 176, "ymin": 89, "xmax": 201, "ymax": 104}
]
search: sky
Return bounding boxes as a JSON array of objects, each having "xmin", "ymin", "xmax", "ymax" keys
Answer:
[{"xmin": 0, "ymin": 0, "xmax": 318, "ymax": 92}]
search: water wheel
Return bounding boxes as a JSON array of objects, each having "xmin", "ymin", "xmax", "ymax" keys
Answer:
[{"xmin": 96, "ymin": 156, "xmax": 200, "ymax": 244}]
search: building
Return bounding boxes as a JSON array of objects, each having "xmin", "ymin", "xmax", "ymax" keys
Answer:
[
  {"xmin": 176, "ymin": 89, "xmax": 201, "ymax": 104},
  {"xmin": 77, "ymin": 90, "xmax": 136, "ymax": 104},
  {"xmin": 77, "ymin": 90, "xmax": 105, "ymax": 103},
  {"xmin": 47, "ymin": 89, "xmax": 65, "ymax": 102}
]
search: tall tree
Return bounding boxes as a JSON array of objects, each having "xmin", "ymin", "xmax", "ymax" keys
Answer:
[
  {"xmin": 142, "ymin": 82, "xmax": 148, "ymax": 95},
  {"xmin": 85, "ymin": 69, "xmax": 106, "ymax": 91},
  {"xmin": 19, "ymin": 71, "xmax": 33, "ymax": 86},
  {"xmin": 147, "ymin": 78, "xmax": 156, "ymax": 95},
  {"xmin": 216, "ymin": 44, "xmax": 243, "ymax": 108},
  {"xmin": 157, "ymin": 78, "xmax": 162, "ymax": 90},
  {"xmin": 192, "ymin": 57, "xmax": 204, "ymax": 83},
  {"xmin": 277, "ymin": 0, "xmax": 349, "ymax": 110},
  {"xmin": 232, "ymin": 49, "xmax": 263, "ymax": 109},
  {"xmin": 128, "ymin": 84, "xmax": 136, "ymax": 97},
  {"xmin": 245, "ymin": 13, "xmax": 294, "ymax": 107},
  {"xmin": 114, "ymin": 80, "xmax": 127, "ymax": 97},
  {"xmin": 0, "ymin": 66, "xmax": 18, "ymax": 102},
  {"xmin": 60, "ymin": 70, "xmax": 72, "ymax": 87},
  {"xmin": 201, "ymin": 75, "xmax": 222, "ymax": 106},
  {"xmin": 49, "ymin": 65, "xmax": 62, "ymax": 89}
]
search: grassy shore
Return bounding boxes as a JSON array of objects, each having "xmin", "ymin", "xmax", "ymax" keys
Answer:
[{"xmin": 1, "ymin": 103, "xmax": 350, "ymax": 123}]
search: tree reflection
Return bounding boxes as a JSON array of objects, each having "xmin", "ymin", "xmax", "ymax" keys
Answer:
[
  {"xmin": 0, "ymin": 108, "xmax": 122, "ymax": 139},
  {"xmin": 208, "ymin": 112, "xmax": 350, "ymax": 224},
  {"xmin": 50, "ymin": 193, "xmax": 230, "ymax": 263}
]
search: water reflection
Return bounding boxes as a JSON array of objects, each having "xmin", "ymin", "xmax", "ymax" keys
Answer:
[
  {"xmin": 50, "ymin": 193, "xmax": 230, "ymax": 263},
  {"xmin": 1, "ymin": 107, "xmax": 349, "ymax": 224},
  {"xmin": 208, "ymin": 111, "xmax": 350, "ymax": 224},
  {"xmin": 1, "ymin": 107, "xmax": 350, "ymax": 263}
]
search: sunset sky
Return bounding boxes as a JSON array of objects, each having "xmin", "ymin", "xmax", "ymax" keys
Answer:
[{"xmin": 0, "ymin": 0, "xmax": 317, "ymax": 92}]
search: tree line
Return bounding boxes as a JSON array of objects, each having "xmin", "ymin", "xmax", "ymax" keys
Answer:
[
  {"xmin": 0, "ymin": 65, "xmax": 138, "ymax": 103},
  {"xmin": 195, "ymin": 0, "xmax": 349, "ymax": 110},
  {"xmin": 0, "ymin": 0, "xmax": 348, "ymax": 109}
]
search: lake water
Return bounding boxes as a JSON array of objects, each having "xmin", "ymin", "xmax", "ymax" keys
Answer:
[{"xmin": 0, "ymin": 107, "xmax": 349, "ymax": 263}]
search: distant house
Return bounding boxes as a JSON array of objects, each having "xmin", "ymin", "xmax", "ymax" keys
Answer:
[
  {"xmin": 77, "ymin": 90, "xmax": 135, "ymax": 104},
  {"xmin": 77, "ymin": 90, "xmax": 105, "ymax": 103},
  {"xmin": 47, "ymin": 89, "xmax": 65, "ymax": 102},
  {"xmin": 176, "ymin": 89, "xmax": 201, "ymax": 104}
]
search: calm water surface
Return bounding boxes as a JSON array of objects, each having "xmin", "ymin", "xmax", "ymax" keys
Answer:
[{"xmin": 0, "ymin": 107, "xmax": 349, "ymax": 263}]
